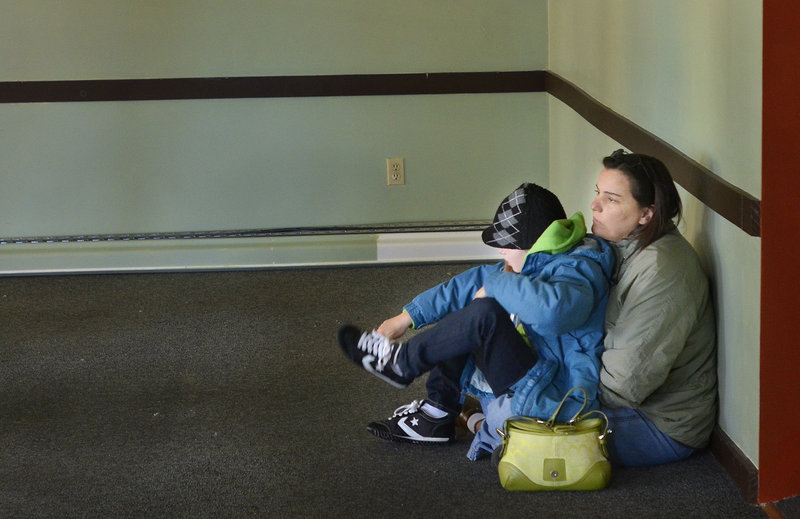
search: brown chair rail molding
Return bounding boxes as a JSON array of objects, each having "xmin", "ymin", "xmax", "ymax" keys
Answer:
[
  {"xmin": 544, "ymin": 72, "xmax": 761, "ymax": 237},
  {"xmin": 0, "ymin": 71, "xmax": 546, "ymax": 102},
  {"xmin": 0, "ymin": 70, "xmax": 760, "ymax": 238}
]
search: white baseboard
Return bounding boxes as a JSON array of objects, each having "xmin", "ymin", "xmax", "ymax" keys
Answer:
[
  {"xmin": 0, "ymin": 231, "xmax": 496, "ymax": 276},
  {"xmin": 377, "ymin": 231, "xmax": 497, "ymax": 262}
]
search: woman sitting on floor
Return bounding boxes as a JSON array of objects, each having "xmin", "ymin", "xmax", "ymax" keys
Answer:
[{"xmin": 590, "ymin": 149, "xmax": 717, "ymax": 467}]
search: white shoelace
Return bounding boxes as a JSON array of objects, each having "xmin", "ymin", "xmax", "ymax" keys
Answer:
[
  {"xmin": 357, "ymin": 330, "xmax": 393, "ymax": 372},
  {"xmin": 392, "ymin": 400, "xmax": 423, "ymax": 418}
]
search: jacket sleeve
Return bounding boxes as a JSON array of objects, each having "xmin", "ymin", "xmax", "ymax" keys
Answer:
[
  {"xmin": 483, "ymin": 255, "xmax": 603, "ymax": 336},
  {"xmin": 599, "ymin": 256, "xmax": 703, "ymax": 407},
  {"xmin": 403, "ymin": 262, "xmax": 502, "ymax": 329}
]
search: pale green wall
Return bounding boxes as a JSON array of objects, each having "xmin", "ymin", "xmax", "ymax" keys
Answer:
[
  {"xmin": 0, "ymin": 1, "xmax": 548, "ymax": 269},
  {"xmin": 2, "ymin": 94, "xmax": 544, "ymax": 237},
  {"xmin": 1, "ymin": 0, "xmax": 546, "ymax": 80},
  {"xmin": 548, "ymin": 0, "xmax": 762, "ymax": 466}
]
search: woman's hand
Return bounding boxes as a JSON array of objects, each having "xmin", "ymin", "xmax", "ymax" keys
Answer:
[{"xmin": 377, "ymin": 312, "xmax": 413, "ymax": 340}]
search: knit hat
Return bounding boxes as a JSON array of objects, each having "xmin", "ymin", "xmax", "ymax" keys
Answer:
[{"xmin": 481, "ymin": 183, "xmax": 567, "ymax": 250}]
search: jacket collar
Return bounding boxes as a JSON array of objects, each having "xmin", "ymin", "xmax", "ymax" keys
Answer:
[{"xmin": 613, "ymin": 222, "xmax": 678, "ymax": 279}]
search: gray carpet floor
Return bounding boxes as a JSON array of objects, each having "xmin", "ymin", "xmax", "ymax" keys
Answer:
[{"xmin": 0, "ymin": 264, "xmax": 778, "ymax": 518}]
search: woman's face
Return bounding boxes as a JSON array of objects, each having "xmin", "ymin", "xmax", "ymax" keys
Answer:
[
  {"xmin": 590, "ymin": 168, "xmax": 653, "ymax": 242},
  {"xmin": 500, "ymin": 248, "xmax": 528, "ymax": 273}
]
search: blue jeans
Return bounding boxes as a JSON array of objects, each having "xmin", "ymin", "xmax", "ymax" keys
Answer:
[
  {"xmin": 601, "ymin": 405, "xmax": 697, "ymax": 467},
  {"xmin": 467, "ymin": 392, "xmax": 515, "ymax": 460},
  {"xmin": 398, "ymin": 298, "xmax": 537, "ymax": 416}
]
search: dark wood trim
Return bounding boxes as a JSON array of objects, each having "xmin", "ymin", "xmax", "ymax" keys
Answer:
[
  {"xmin": 0, "ymin": 71, "xmax": 545, "ymax": 103},
  {"xmin": 761, "ymin": 503, "xmax": 787, "ymax": 519},
  {"xmin": 0, "ymin": 69, "xmax": 760, "ymax": 237},
  {"xmin": 710, "ymin": 425, "xmax": 759, "ymax": 504},
  {"xmin": 545, "ymin": 72, "xmax": 761, "ymax": 237}
]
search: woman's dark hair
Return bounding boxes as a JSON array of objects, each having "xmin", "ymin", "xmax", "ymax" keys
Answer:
[{"xmin": 602, "ymin": 149, "xmax": 682, "ymax": 249}]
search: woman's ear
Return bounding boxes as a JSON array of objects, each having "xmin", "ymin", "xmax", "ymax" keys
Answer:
[{"xmin": 638, "ymin": 206, "xmax": 655, "ymax": 226}]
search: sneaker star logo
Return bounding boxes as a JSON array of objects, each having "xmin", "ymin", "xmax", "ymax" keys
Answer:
[{"xmin": 411, "ymin": 417, "xmax": 419, "ymax": 427}]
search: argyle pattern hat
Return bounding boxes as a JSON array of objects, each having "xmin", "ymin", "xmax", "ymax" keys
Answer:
[{"xmin": 481, "ymin": 183, "xmax": 566, "ymax": 250}]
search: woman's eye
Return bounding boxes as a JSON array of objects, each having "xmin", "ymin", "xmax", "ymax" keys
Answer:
[{"xmin": 608, "ymin": 197, "xmax": 617, "ymax": 204}]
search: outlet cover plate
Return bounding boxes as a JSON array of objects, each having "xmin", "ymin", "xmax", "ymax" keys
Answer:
[{"xmin": 386, "ymin": 157, "xmax": 405, "ymax": 185}]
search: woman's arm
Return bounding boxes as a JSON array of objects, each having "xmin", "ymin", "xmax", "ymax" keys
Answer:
[{"xmin": 600, "ymin": 262, "xmax": 704, "ymax": 407}]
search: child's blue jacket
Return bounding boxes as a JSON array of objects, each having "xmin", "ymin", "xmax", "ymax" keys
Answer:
[{"xmin": 402, "ymin": 213, "xmax": 616, "ymax": 425}]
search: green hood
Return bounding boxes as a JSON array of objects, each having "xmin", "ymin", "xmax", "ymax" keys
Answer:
[{"xmin": 528, "ymin": 212, "xmax": 587, "ymax": 255}]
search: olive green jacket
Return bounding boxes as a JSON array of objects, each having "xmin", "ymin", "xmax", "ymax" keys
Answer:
[{"xmin": 599, "ymin": 227, "xmax": 717, "ymax": 449}]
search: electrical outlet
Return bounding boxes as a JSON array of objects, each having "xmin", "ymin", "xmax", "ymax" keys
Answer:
[{"xmin": 386, "ymin": 157, "xmax": 405, "ymax": 185}]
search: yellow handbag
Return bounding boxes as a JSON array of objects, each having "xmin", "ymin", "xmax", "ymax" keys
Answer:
[{"xmin": 496, "ymin": 387, "xmax": 612, "ymax": 491}]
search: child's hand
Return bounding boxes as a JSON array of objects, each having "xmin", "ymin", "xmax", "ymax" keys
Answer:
[
  {"xmin": 473, "ymin": 286, "xmax": 488, "ymax": 299},
  {"xmin": 377, "ymin": 312, "xmax": 413, "ymax": 339}
]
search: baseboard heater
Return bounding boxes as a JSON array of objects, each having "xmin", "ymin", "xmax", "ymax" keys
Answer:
[{"xmin": 0, "ymin": 221, "xmax": 490, "ymax": 246}]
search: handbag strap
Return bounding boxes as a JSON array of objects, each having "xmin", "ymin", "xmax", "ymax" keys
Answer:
[
  {"xmin": 545, "ymin": 386, "xmax": 589, "ymax": 427},
  {"xmin": 573, "ymin": 408, "xmax": 611, "ymax": 440},
  {"xmin": 498, "ymin": 409, "xmax": 611, "ymax": 442},
  {"xmin": 497, "ymin": 387, "xmax": 612, "ymax": 441}
]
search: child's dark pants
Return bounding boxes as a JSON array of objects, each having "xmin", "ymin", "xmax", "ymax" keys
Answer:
[{"xmin": 399, "ymin": 297, "xmax": 537, "ymax": 416}]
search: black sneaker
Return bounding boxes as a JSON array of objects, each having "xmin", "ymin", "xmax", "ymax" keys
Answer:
[
  {"xmin": 337, "ymin": 325, "xmax": 413, "ymax": 389},
  {"xmin": 367, "ymin": 400, "xmax": 455, "ymax": 444}
]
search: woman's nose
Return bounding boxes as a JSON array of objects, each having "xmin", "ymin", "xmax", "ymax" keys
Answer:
[{"xmin": 590, "ymin": 198, "xmax": 601, "ymax": 211}]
